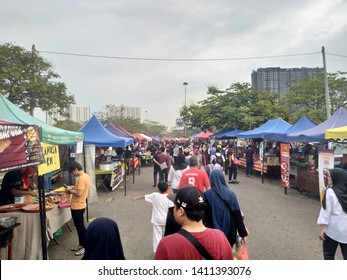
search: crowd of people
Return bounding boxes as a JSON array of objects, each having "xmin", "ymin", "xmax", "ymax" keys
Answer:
[{"xmin": 1, "ymin": 138, "xmax": 346, "ymax": 261}]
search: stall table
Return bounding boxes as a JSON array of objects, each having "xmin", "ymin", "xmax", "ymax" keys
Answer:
[
  {"xmin": 0, "ymin": 205, "xmax": 71, "ymax": 259},
  {"xmin": 95, "ymin": 166, "xmax": 123, "ymax": 192},
  {"xmin": 238, "ymin": 158, "xmax": 280, "ymax": 177},
  {"xmin": 0, "ymin": 223, "xmax": 21, "ymax": 260},
  {"xmin": 296, "ymin": 171, "xmax": 319, "ymax": 196}
]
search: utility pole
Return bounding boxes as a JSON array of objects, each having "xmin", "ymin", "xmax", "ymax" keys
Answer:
[
  {"xmin": 322, "ymin": 46, "xmax": 331, "ymax": 118},
  {"xmin": 183, "ymin": 82, "xmax": 188, "ymax": 138}
]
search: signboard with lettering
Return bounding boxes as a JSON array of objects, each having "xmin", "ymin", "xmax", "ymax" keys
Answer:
[
  {"xmin": 0, "ymin": 123, "xmax": 45, "ymax": 172},
  {"xmin": 37, "ymin": 142, "xmax": 61, "ymax": 175},
  {"xmin": 280, "ymin": 143, "xmax": 290, "ymax": 188}
]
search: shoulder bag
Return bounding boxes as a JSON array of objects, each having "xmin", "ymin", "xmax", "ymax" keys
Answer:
[
  {"xmin": 159, "ymin": 155, "xmax": 168, "ymax": 170},
  {"xmin": 178, "ymin": 229, "xmax": 213, "ymax": 260}
]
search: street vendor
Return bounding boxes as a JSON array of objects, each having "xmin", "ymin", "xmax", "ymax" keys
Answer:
[{"xmin": 0, "ymin": 167, "xmax": 37, "ymax": 206}]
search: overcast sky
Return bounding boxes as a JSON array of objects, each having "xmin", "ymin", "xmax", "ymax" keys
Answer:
[{"xmin": 1, "ymin": 0, "xmax": 347, "ymax": 128}]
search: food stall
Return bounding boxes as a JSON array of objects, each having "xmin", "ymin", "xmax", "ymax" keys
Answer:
[
  {"xmin": 79, "ymin": 115, "xmax": 133, "ymax": 193},
  {"xmin": 286, "ymin": 108, "xmax": 347, "ymax": 196},
  {"xmin": 0, "ymin": 95, "xmax": 84, "ymax": 259},
  {"xmin": 0, "ymin": 204, "xmax": 71, "ymax": 259}
]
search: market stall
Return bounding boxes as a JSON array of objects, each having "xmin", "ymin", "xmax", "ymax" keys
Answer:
[
  {"xmin": 0, "ymin": 205, "xmax": 71, "ymax": 259},
  {"xmin": 236, "ymin": 118, "xmax": 292, "ymax": 179},
  {"xmin": 80, "ymin": 115, "xmax": 132, "ymax": 193},
  {"xmin": 0, "ymin": 94, "xmax": 84, "ymax": 260}
]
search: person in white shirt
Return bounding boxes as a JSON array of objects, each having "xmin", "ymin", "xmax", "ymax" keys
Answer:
[
  {"xmin": 133, "ymin": 182, "xmax": 174, "ymax": 254},
  {"xmin": 168, "ymin": 153, "xmax": 190, "ymax": 193},
  {"xmin": 317, "ymin": 168, "xmax": 347, "ymax": 260}
]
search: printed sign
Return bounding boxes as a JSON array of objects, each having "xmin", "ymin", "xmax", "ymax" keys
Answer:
[
  {"xmin": 280, "ymin": 143, "xmax": 290, "ymax": 188},
  {"xmin": 318, "ymin": 149, "xmax": 334, "ymax": 203},
  {"xmin": 37, "ymin": 142, "xmax": 61, "ymax": 175},
  {"xmin": 0, "ymin": 123, "xmax": 45, "ymax": 172}
]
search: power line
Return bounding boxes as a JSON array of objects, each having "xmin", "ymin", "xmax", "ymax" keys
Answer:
[
  {"xmin": 38, "ymin": 49, "xmax": 322, "ymax": 62},
  {"xmin": 326, "ymin": 52, "xmax": 347, "ymax": 58}
]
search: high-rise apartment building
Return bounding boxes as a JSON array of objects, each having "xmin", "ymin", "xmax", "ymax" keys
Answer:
[
  {"xmin": 46, "ymin": 106, "xmax": 91, "ymax": 125},
  {"xmin": 251, "ymin": 67, "xmax": 323, "ymax": 97},
  {"xmin": 105, "ymin": 104, "xmax": 141, "ymax": 121}
]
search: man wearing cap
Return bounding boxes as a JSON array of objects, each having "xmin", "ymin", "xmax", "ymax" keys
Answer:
[
  {"xmin": 177, "ymin": 155, "xmax": 210, "ymax": 193},
  {"xmin": 155, "ymin": 186, "xmax": 234, "ymax": 260}
]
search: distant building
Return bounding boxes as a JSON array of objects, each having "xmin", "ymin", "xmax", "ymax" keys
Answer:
[
  {"xmin": 251, "ymin": 67, "xmax": 323, "ymax": 97},
  {"xmin": 46, "ymin": 106, "xmax": 91, "ymax": 125},
  {"xmin": 105, "ymin": 104, "xmax": 141, "ymax": 121}
]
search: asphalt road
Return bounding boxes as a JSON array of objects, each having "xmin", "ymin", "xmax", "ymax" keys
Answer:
[{"xmin": 48, "ymin": 165, "xmax": 343, "ymax": 260}]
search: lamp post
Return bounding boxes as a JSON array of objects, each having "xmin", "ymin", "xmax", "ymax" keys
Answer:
[
  {"xmin": 145, "ymin": 110, "xmax": 148, "ymax": 122},
  {"xmin": 183, "ymin": 82, "xmax": 188, "ymax": 137}
]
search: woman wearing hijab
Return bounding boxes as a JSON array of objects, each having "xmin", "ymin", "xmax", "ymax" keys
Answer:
[
  {"xmin": 82, "ymin": 218, "xmax": 125, "ymax": 260},
  {"xmin": 206, "ymin": 155, "xmax": 223, "ymax": 177},
  {"xmin": 317, "ymin": 168, "xmax": 347, "ymax": 260},
  {"xmin": 204, "ymin": 169, "xmax": 248, "ymax": 247},
  {"xmin": 167, "ymin": 153, "xmax": 189, "ymax": 193}
]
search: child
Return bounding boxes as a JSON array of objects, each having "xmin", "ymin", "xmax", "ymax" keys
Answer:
[{"xmin": 133, "ymin": 181, "xmax": 174, "ymax": 254}]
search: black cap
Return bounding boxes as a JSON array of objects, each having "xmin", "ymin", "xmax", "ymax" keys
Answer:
[{"xmin": 168, "ymin": 186, "xmax": 206, "ymax": 212}]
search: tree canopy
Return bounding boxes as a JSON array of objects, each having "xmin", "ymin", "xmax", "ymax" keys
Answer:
[
  {"xmin": 0, "ymin": 43, "xmax": 75, "ymax": 116},
  {"xmin": 180, "ymin": 82, "xmax": 284, "ymax": 131},
  {"xmin": 180, "ymin": 73, "xmax": 347, "ymax": 132},
  {"xmin": 282, "ymin": 72, "xmax": 347, "ymax": 124}
]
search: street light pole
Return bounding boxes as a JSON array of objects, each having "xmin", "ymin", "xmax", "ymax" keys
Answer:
[
  {"xmin": 183, "ymin": 82, "xmax": 188, "ymax": 137},
  {"xmin": 145, "ymin": 110, "xmax": 148, "ymax": 122}
]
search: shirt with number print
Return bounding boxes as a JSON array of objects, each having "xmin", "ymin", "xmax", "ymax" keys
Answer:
[{"xmin": 177, "ymin": 168, "xmax": 210, "ymax": 193}]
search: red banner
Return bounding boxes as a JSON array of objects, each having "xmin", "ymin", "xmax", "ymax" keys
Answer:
[
  {"xmin": 280, "ymin": 143, "xmax": 290, "ymax": 188},
  {"xmin": 0, "ymin": 123, "xmax": 45, "ymax": 172}
]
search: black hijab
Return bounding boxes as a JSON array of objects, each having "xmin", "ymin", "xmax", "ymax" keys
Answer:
[
  {"xmin": 322, "ymin": 168, "xmax": 347, "ymax": 213},
  {"xmin": 82, "ymin": 217, "xmax": 125, "ymax": 260},
  {"xmin": 173, "ymin": 153, "xmax": 188, "ymax": 171}
]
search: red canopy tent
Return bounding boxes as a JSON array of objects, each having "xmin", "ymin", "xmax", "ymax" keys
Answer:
[
  {"xmin": 194, "ymin": 130, "xmax": 213, "ymax": 139},
  {"xmin": 133, "ymin": 132, "xmax": 148, "ymax": 141}
]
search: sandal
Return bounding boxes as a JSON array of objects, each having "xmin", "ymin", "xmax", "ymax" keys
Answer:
[{"xmin": 74, "ymin": 247, "xmax": 85, "ymax": 256}]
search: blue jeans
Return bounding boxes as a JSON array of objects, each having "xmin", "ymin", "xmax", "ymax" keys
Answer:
[
  {"xmin": 246, "ymin": 161, "xmax": 253, "ymax": 176},
  {"xmin": 159, "ymin": 168, "xmax": 167, "ymax": 182}
]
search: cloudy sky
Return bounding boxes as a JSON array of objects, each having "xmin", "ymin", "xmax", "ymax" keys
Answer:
[{"xmin": 1, "ymin": 0, "xmax": 347, "ymax": 128}]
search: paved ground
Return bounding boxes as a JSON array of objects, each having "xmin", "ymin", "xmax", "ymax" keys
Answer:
[{"xmin": 48, "ymin": 165, "xmax": 343, "ymax": 260}]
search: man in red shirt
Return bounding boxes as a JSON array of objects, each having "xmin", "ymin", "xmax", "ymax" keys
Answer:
[
  {"xmin": 178, "ymin": 155, "xmax": 210, "ymax": 193},
  {"xmin": 155, "ymin": 186, "xmax": 234, "ymax": 260}
]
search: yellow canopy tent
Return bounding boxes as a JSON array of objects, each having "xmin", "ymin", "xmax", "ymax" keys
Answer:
[{"xmin": 325, "ymin": 126, "xmax": 347, "ymax": 140}]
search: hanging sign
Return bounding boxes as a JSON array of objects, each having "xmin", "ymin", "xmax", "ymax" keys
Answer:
[
  {"xmin": 0, "ymin": 123, "xmax": 45, "ymax": 172},
  {"xmin": 280, "ymin": 143, "xmax": 290, "ymax": 188},
  {"xmin": 37, "ymin": 142, "xmax": 60, "ymax": 176}
]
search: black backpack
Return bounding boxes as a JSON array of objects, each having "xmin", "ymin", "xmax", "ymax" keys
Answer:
[{"xmin": 216, "ymin": 155, "xmax": 223, "ymax": 165}]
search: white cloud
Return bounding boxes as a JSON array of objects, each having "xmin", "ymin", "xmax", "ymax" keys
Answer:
[{"xmin": 1, "ymin": 0, "xmax": 347, "ymax": 128}]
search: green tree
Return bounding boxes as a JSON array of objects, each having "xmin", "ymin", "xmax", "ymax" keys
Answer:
[
  {"xmin": 283, "ymin": 72, "xmax": 347, "ymax": 124},
  {"xmin": 180, "ymin": 82, "xmax": 284, "ymax": 131},
  {"xmin": 0, "ymin": 43, "xmax": 75, "ymax": 116},
  {"xmin": 54, "ymin": 120, "xmax": 83, "ymax": 132}
]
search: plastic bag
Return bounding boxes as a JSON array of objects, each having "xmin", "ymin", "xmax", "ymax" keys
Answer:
[
  {"xmin": 237, "ymin": 244, "xmax": 249, "ymax": 260},
  {"xmin": 58, "ymin": 192, "xmax": 71, "ymax": 208}
]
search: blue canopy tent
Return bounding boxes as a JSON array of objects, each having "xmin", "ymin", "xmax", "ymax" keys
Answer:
[
  {"xmin": 221, "ymin": 129, "xmax": 246, "ymax": 139},
  {"xmin": 237, "ymin": 118, "xmax": 292, "ymax": 139},
  {"xmin": 213, "ymin": 127, "xmax": 235, "ymax": 138},
  {"xmin": 103, "ymin": 120, "xmax": 134, "ymax": 145},
  {"xmin": 263, "ymin": 115, "xmax": 316, "ymax": 142},
  {"xmin": 287, "ymin": 108, "xmax": 347, "ymax": 142},
  {"xmin": 80, "ymin": 115, "xmax": 130, "ymax": 147}
]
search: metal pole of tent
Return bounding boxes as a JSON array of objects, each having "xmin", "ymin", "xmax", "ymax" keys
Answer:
[
  {"xmin": 82, "ymin": 144, "xmax": 89, "ymax": 222},
  {"xmin": 261, "ymin": 141, "xmax": 265, "ymax": 184},
  {"xmin": 124, "ymin": 157, "xmax": 127, "ymax": 196},
  {"xmin": 132, "ymin": 152, "xmax": 135, "ymax": 184},
  {"xmin": 38, "ymin": 175, "xmax": 48, "ymax": 259}
]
